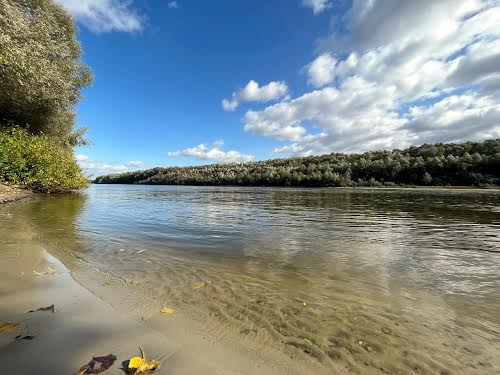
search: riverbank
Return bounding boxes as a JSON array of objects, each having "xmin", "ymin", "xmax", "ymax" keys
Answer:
[
  {"xmin": 0, "ymin": 198, "xmax": 328, "ymax": 375},
  {"xmin": 0, "ymin": 183, "xmax": 33, "ymax": 204}
]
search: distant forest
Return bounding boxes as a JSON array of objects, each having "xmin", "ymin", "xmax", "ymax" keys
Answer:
[{"xmin": 94, "ymin": 139, "xmax": 500, "ymax": 187}]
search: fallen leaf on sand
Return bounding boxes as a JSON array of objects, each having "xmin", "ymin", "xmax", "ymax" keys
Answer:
[
  {"xmin": 192, "ymin": 281, "xmax": 206, "ymax": 289},
  {"xmin": 15, "ymin": 335, "xmax": 34, "ymax": 340},
  {"xmin": 28, "ymin": 304, "xmax": 54, "ymax": 313},
  {"xmin": 160, "ymin": 307, "xmax": 175, "ymax": 314},
  {"xmin": 0, "ymin": 322, "xmax": 18, "ymax": 333},
  {"xmin": 33, "ymin": 267, "xmax": 58, "ymax": 278},
  {"xmin": 76, "ymin": 354, "xmax": 117, "ymax": 374},
  {"xmin": 128, "ymin": 347, "xmax": 160, "ymax": 374},
  {"xmin": 128, "ymin": 357, "xmax": 160, "ymax": 374}
]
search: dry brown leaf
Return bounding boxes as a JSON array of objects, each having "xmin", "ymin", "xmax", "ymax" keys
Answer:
[
  {"xmin": 15, "ymin": 335, "xmax": 35, "ymax": 340},
  {"xmin": 28, "ymin": 304, "xmax": 54, "ymax": 313},
  {"xmin": 75, "ymin": 354, "xmax": 117, "ymax": 374}
]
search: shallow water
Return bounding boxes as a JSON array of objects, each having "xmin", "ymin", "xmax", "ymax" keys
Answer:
[{"xmin": 2, "ymin": 185, "xmax": 500, "ymax": 374}]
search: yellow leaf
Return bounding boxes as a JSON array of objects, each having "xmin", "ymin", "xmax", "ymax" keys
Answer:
[
  {"xmin": 160, "ymin": 307, "xmax": 175, "ymax": 314},
  {"xmin": 0, "ymin": 322, "xmax": 18, "ymax": 333},
  {"xmin": 133, "ymin": 359, "xmax": 160, "ymax": 374},
  {"xmin": 128, "ymin": 355, "xmax": 160, "ymax": 374},
  {"xmin": 128, "ymin": 357, "xmax": 145, "ymax": 370},
  {"xmin": 192, "ymin": 281, "xmax": 206, "ymax": 289}
]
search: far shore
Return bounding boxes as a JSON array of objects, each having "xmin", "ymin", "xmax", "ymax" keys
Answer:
[{"xmin": 91, "ymin": 182, "xmax": 500, "ymax": 192}]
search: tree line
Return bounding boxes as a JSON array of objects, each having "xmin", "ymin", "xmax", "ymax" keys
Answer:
[{"xmin": 95, "ymin": 139, "xmax": 500, "ymax": 187}]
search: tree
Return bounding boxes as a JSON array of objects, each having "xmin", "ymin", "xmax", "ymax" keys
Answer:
[
  {"xmin": 94, "ymin": 139, "xmax": 500, "ymax": 188},
  {"xmin": 0, "ymin": 0, "xmax": 92, "ymax": 140},
  {"xmin": 422, "ymin": 172, "xmax": 433, "ymax": 185}
]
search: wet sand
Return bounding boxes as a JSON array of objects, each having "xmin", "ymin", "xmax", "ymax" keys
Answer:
[{"xmin": 0, "ymin": 247, "xmax": 179, "ymax": 374}]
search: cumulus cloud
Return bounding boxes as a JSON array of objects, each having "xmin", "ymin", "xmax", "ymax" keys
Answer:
[
  {"xmin": 222, "ymin": 80, "xmax": 288, "ymax": 111},
  {"xmin": 168, "ymin": 140, "xmax": 254, "ymax": 163},
  {"xmin": 168, "ymin": 1, "xmax": 178, "ymax": 9},
  {"xmin": 307, "ymin": 53, "xmax": 337, "ymax": 87},
  {"xmin": 243, "ymin": 0, "xmax": 500, "ymax": 155},
  {"xmin": 54, "ymin": 0, "xmax": 142, "ymax": 33},
  {"xmin": 302, "ymin": 0, "xmax": 332, "ymax": 14},
  {"xmin": 77, "ymin": 155, "xmax": 146, "ymax": 176}
]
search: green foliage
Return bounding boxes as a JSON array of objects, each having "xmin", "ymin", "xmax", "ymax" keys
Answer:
[
  {"xmin": 95, "ymin": 140, "xmax": 500, "ymax": 188},
  {"xmin": 0, "ymin": 0, "xmax": 92, "ymax": 191},
  {"xmin": 0, "ymin": 0, "xmax": 92, "ymax": 139},
  {"xmin": 0, "ymin": 127, "xmax": 88, "ymax": 191}
]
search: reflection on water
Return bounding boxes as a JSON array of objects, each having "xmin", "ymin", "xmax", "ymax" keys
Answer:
[{"xmin": 2, "ymin": 185, "xmax": 500, "ymax": 374}]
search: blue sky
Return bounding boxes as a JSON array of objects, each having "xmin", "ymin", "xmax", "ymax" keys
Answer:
[{"xmin": 56, "ymin": 0, "xmax": 500, "ymax": 176}]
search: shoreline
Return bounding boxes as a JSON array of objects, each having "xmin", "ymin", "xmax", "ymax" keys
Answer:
[
  {"xmin": 0, "ymin": 200, "xmax": 328, "ymax": 374},
  {"xmin": 91, "ymin": 182, "xmax": 500, "ymax": 192},
  {"xmin": 47, "ymin": 249, "xmax": 332, "ymax": 375},
  {"xmin": 0, "ymin": 248, "xmax": 178, "ymax": 374},
  {"xmin": 0, "ymin": 183, "xmax": 33, "ymax": 204}
]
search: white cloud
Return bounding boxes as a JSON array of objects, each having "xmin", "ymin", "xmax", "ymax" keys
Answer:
[
  {"xmin": 242, "ymin": 0, "xmax": 500, "ymax": 155},
  {"xmin": 75, "ymin": 154, "xmax": 89, "ymax": 161},
  {"xmin": 307, "ymin": 53, "xmax": 337, "ymax": 87},
  {"xmin": 222, "ymin": 80, "xmax": 288, "ymax": 111},
  {"xmin": 222, "ymin": 98, "xmax": 238, "ymax": 111},
  {"xmin": 127, "ymin": 160, "xmax": 145, "ymax": 167},
  {"xmin": 77, "ymin": 155, "xmax": 146, "ymax": 177},
  {"xmin": 168, "ymin": 140, "xmax": 254, "ymax": 163},
  {"xmin": 409, "ymin": 93, "xmax": 500, "ymax": 143},
  {"xmin": 302, "ymin": 0, "xmax": 332, "ymax": 14},
  {"xmin": 54, "ymin": 0, "xmax": 142, "ymax": 33},
  {"xmin": 168, "ymin": 1, "xmax": 178, "ymax": 9}
]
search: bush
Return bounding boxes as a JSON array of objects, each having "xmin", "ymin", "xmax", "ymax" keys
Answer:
[{"xmin": 0, "ymin": 127, "xmax": 87, "ymax": 191}]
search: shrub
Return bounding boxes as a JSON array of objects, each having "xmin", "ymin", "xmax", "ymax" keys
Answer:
[{"xmin": 0, "ymin": 127, "xmax": 87, "ymax": 191}]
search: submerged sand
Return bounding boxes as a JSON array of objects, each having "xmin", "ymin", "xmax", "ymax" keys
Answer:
[{"xmin": 0, "ymin": 208, "xmax": 327, "ymax": 374}]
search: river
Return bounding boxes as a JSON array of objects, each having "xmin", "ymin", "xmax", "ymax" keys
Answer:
[{"xmin": 1, "ymin": 185, "xmax": 499, "ymax": 374}]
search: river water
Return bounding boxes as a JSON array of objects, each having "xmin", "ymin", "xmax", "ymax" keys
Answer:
[{"xmin": 2, "ymin": 185, "xmax": 500, "ymax": 374}]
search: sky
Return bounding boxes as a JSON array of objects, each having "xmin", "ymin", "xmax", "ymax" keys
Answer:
[{"xmin": 54, "ymin": 0, "xmax": 500, "ymax": 177}]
